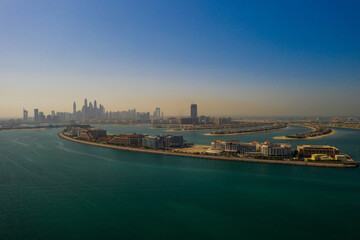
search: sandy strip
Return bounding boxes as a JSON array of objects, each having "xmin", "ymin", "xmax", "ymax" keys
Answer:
[
  {"xmin": 273, "ymin": 128, "xmax": 335, "ymax": 140},
  {"xmin": 204, "ymin": 125, "xmax": 288, "ymax": 136}
]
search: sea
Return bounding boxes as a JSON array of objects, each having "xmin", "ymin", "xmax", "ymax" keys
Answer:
[{"xmin": 0, "ymin": 125, "xmax": 359, "ymax": 240}]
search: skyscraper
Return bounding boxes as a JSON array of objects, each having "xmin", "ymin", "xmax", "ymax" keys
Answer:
[
  {"xmin": 73, "ymin": 101, "xmax": 76, "ymax": 113},
  {"xmin": 191, "ymin": 104, "xmax": 197, "ymax": 118},
  {"xmin": 153, "ymin": 107, "xmax": 161, "ymax": 118},
  {"xmin": 34, "ymin": 109, "xmax": 39, "ymax": 122},
  {"xmin": 23, "ymin": 109, "xmax": 28, "ymax": 120},
  {"xmin": 84, "ymin": 98, "xmax": 88, "ymax": 108},
  {"xmin": 94, "ymin": 100, "xmax": 97, "ymax": 109}
]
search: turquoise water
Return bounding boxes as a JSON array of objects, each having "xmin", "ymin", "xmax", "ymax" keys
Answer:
[{"xmin": 0, "ymin": 125, "xmax": 360, "ymax": 239}]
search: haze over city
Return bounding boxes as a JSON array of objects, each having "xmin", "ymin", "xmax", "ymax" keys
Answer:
[
  {"xmin": 1, "ymin": 0, "xmax": 360, "ymax": 118},
  {"xmin": 2, "ymin": 1, "xmax": 360, "ymax": 240}
]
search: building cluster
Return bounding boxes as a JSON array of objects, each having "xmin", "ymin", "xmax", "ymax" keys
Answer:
[
  {"xmin": 21, "ymin": 101, "xmax": 235, "ymax": 128},
  {"xmin": 75, "ymin": 99, "xmax": 105, "ymax": 121},
  {"xmin": 208, "ymin": 140, "xmax": 348, "ymax": 161},
  {"xmin": 178, "ymin": 104, "xmax": 232, "ymax": 126},
  {"xmin": 65, "ymin": 125, "xmax": 105, "ymax": 140},
  {"xmin": 209, "ymin": 140, "xmax": 292, "ymax": 157},
  {"xmin": 109, "ymin": 134, "xmax": 184, "ymax": 149},
  {"xmin": 22, "ymin": 99, "xmax": 165, "ymax": 124},
  {"xmin": 64, "ymin": 125, "xmax": 185, "ymax": 150}
]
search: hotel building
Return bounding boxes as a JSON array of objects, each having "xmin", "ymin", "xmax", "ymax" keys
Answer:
[{"xmin": 297, "ymin": 145, "xmax": 340, "ymax": 158}]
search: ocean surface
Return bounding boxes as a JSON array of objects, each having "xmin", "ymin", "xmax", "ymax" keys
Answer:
[{"xmin": 1, "ymin": 125, "xmax": 360, "ymax": 239}]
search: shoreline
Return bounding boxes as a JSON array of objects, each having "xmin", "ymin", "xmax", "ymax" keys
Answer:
[
  {"xmin": 0, "ymin": 127, "xmax": 48, "ymax": 131},
  {"xmin": 274, "ymin": 127, "xmax": 335, "ymax": 140},
  {"xmin": 164, "ymin": 124, "xmax": 270, "ymax": 132},
  {"xmin": 204, "ymin": 125, "xmax": 288, "ymax": 136},
  {"xmin": 328, "ymin": 126, "xmax": 360, "ymax": 130},
  {"xmin": 58, "ymin": 131, "xmax": 356, "ymax": 168}
]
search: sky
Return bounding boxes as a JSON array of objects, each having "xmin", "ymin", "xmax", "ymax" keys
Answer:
[{"xmin": 0, "ymin": 0, "xmax": 359, "ymax": 118}]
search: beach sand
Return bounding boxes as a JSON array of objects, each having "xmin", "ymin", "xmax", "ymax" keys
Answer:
[
  {"xmin": 204, "ymin": 125, "xmax": 288, "ymax": 136},
  {"xmin": 273, "ymin": 128, "xmax": 335, "ymax": 140}
]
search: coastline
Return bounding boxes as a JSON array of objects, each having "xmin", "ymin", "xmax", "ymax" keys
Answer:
[
  {"xmin": 204, "ymin": 125, "xmax": 288, "ymax": 136},
  {"xmin": 273, "ymin": 127, "xmax": 335, "ymax": 140},
  {"xmin": 166, "ymin": 128, "xmax": 218, "ymax": 132},
  {"xmin": 58, "ymin": 131, "xmax": 356, "ymax": 168},
  {"xmin": 0, "ymin": 127, "xmax": 48, "ymax": 131},
  {"xmin": 327, "ymin": 126, "xmax": 360, "ymax": 130},
  {"xmin": 164, "ymin": 125, "xmax": 269, "ymax": 132}
]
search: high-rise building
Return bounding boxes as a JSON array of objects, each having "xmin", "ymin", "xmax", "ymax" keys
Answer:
[
  {"xmin": 191, "ymin": 104, "xmax": 197, "ymax": 118},
  {"xmin": 94, "ymin": 100, "xmax": 97, "ymax": 109},
  {"xmin": 153, "ymin": 107, "xmax": 161, "ymax": 118},
  {"xmin": 51, "ymin": 110, "xmax": 55, "ymax": 117},
  {"xmin": 39, "ymin": 112, "xmax": 45, "ymax": 122},
  {"xmin": 23, "ymin": 109, "xmax": 28, "ymax": 120},
  {"xmin": 34, "ymin": 109, "xmax": 39, "ymax": 122},
  {"xmin": 84, "ymin": 98, "xmax": 88, "ymax": 108},
  {"xmin": 73, "ymin": 101, "xmax": 76, "ymax": 113}
]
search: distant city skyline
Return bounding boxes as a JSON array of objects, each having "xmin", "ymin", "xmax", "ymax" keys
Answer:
[
  {"xmin": 1, "ymin": 0, "xmax": 360, "ymax": 118},
  {"xmin": 2, "ymin": 96, "xmax": 360, "ymax": 120}
]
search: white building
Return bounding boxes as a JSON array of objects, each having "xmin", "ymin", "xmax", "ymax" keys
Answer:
[{"xmin": 260, "ymin": 141, "xmax": 292, "ymax": 157}]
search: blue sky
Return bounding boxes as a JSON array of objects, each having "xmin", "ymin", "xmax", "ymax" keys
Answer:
[{"xmin": 0, "ymin": 0, "xmax": 359, "ymax": 117}]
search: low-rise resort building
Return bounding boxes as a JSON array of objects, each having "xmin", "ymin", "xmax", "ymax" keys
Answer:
[
  {"xmin": 208, "ymin": 140, "xmax": 292, "ymax": 157},
  {"xmin": 63, "ymin": 125, "xmax": 185, "ymax": 149},
  {"xmin": 297, "ymin": 145, "xmax": 340, "ymax": 157},
  {"xmin": 297, "ymin": 145, "xmax": 346, "ymax": 161}
]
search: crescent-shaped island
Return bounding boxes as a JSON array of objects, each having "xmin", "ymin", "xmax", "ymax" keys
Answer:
[{"xmin": 58, "ymin": 125, "xmax": 358, "ymax": 168}]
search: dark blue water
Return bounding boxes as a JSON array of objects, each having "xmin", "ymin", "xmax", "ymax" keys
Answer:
[{"xmin": 0, "ymin": 126, "xmax": 359, "ymax": 239}]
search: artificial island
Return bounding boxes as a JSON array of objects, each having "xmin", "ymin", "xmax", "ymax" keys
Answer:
[
  {"xmin": 274, "ymin": 123, "xmax": 335, "ymax": 140},
  {"xmin": 59, "ymin": 124, "xmax": 358, "ymax": 168}
]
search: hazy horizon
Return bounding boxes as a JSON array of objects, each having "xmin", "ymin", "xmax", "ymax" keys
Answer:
[{"xmin": 1, "ymin": 0, "xmax": 360, "ymax": 118}]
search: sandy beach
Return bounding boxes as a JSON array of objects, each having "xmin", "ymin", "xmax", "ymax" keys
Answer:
[
  {"xmin": 273, "ymin": 128, "xmax": 335, "ymax": 140},
  {"xmin": 204, "ymin": 125, "xmax": 288, "ymax": 136}
]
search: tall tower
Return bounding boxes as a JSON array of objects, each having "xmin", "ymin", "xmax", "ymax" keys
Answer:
[
  {"xmin": 84, "ymin": 98, "xmax": 88, "ymax": 108},
  {"xmin": 23, "ymin": 109, "xmax": 28, "ymax": 120},
  {"xmin": 94, "ymin": 100, "xmax": 97, "ymax": 109},
  {"xmin": 155, "ymin": 107, "xmax": 160, "ymax": 118},
  {"xmin": 191, "ymin": 104, "xmax": 197, "ymax": 118},
  {"xmin": 73, "ymin": 101, "xmax": 76, "ymax": 113},
  {"xmin": 34, "ymin": 109, "xmax": 39, "ymax": 122}
]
